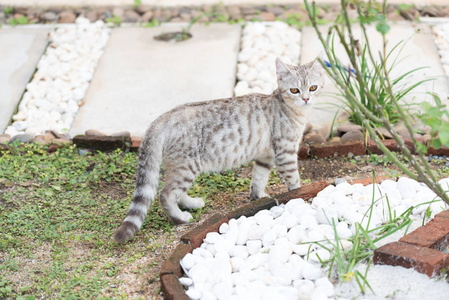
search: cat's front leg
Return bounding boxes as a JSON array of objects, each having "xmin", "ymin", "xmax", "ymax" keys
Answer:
[
  {"xmin": 250, "ymin": 158, "xmax": 273, "ymax": 200},
  {"xmin": 274, "ymin": 148, "xmax": 300, "ymax": 191}
]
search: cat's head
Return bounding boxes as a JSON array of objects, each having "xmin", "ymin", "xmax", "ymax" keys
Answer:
[{"xmin": 275, "ymin": 55, "xmax": 324, "ymax": 108}]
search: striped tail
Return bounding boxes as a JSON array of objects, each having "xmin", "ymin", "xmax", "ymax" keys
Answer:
[{"xmin": 114, "ymin": 135, "xmax": 163, "ymax": 243}]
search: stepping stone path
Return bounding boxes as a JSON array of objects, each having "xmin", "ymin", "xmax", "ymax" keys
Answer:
[
  {"xmin": 1, "ymin": 18, "xmax": 449, "ymax": 142},
  {"xmin": 69, "ymin": 23, "xmax": 241, "ymax": 137},
  {"xmin": 0, "ymin": 28, "xmax": 51, "ymax": 134}
]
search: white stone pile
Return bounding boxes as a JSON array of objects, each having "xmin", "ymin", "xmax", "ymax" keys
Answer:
[
  {"xmin": 234, "ymin": 22, "xmax": 301, "ymax": 96},
  {"xmin": 432, "ymin": 22, "xmax": 449, "ymax": 80},
  {"xmin": 5, "ymin": 17, "xmax": 111, "ymax": 137},
  {"xmin": 179, "ymin": 177, "xmax": 449, "ymax": 300}
]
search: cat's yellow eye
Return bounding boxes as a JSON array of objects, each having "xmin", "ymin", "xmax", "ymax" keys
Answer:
[
  {"xmin": 309, "ymin": 85, "xmax": 318, "ymax": 92},
  {"xmin": 290, "ymin": 88, "xmax": 300, "ymax": 94}
]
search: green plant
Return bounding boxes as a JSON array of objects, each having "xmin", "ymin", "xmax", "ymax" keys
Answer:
[
  {"xmin": 143, "ymin": 19, "xmax": 160, "ymax": 28},
  {"xmin": 304, "ymin": 0, "xmax": 449, "ymax": 205},
  {"xmin": 106, "ymin": 15, "xmax": 122, "ymax": 26},
  {"xmin": 327, "ymin": 35, "xmax": 431, "ymax": 128},
  {"xmin": 3, "ymin": 7, "xmax": 13, "ymax": 15},
  {"xmin": 8, "ymin": 15, "xmax": 29, "ymax": 26},
  {"xmin": 418, "ymin": 93, "xmax": 449, "ymax": 150},
  {"xmin": 133, "ymin": 0, "xmax": 142, "ymax": 8}
]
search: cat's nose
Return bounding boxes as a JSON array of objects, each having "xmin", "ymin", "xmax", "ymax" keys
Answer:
[{"xmin": 303, "ymin": 98, "xmax": 309, "ymax": 103}]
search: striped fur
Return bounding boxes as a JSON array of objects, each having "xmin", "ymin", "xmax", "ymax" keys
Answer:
[{"xmin": 113, "ymin": 57, "xmax": 324, "ymax": 243}]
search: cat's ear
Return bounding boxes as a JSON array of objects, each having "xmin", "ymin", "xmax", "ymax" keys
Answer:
[
  {"xmin": 276, "ymin": 58, "xmax": 292, "ymax": 80},
  {"xmin": 308, "ymin": 53, "xmax": 324, "ymax": 76}
]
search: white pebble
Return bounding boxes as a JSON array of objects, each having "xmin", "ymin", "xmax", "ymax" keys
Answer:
[
  {"xmin": 179, "ymin": 277, "xmax": 193, "ymax": 287},
  {"xmin": 186, "ymin": 288, "xmax": 202, "ymax": 300},
  {"xmin": 262, "ymin": 229, "xmax": 277, "ymax": 247},
  {"xmin": 219, "ymin": 223, "xmax": 229, "ymax": 234},
  {"xmin": 302, "ymin": 263, "xmax": 322, "ymax": 280},
  {"xmin": 247, "ymin": 240, "xmax": 262, "ymax": 255}
]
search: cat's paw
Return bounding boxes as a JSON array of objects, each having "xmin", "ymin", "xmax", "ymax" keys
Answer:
[
  {"xmin": 188, "ymin": 197, "xmax": 205, "ymax": 209},
  {"xmin": 179, "ymin": 211, "xmax": 194, "ymax": 224},
  {"xmin": 180, "ymin": 196, "xmax": 205, "ymax": 210},
  {"xmin": 250, "ymin": 191, "xmax": 270, "ymax": 200}
]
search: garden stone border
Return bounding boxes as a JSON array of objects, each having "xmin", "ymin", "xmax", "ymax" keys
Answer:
[
  {"xmin": 69, "ymin": 135, "xmax": 449, "ymax": 158},
  {"xmin": 3, "ymin": 134, "xmax": 449, "ymax": 159}
]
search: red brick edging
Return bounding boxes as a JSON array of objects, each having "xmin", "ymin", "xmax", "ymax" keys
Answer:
[{"xmin": 374, "ymin": 211, "xmax": 449, "ymax": 277}]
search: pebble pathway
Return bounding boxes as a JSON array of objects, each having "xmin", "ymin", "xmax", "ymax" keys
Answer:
[
  {"xmin": 234, "ymin": 21, "xmax": 301, "ymax": 96},
  {"xmin": 179, "ymin": 177, "xmax": 449, "ymax": 300},
  {"xmin": 5, "ymin": 17, "xmax": 110, "ymax": 137}
]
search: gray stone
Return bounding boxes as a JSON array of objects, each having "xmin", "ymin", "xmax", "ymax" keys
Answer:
[
  {"xmin": 110, "ymin": 131, "xmax": 131, "ymax": 138},
  {"xmin": 341, "ymin": 130, "xmax": 364, "ymax": 143},
  {"xmin": 33, "ymin": 136, "xmax": 46, "ymax": 144},
  {"xmin": 112, "ymin": 8, "xmax": 125, "ymax": 18},
  {"xmin": 303, "ymin": 132, "xmax": 326, "ymax": 144},
  {"xmin": 0, "ymin": 134, "xmax": 11, "ymax": 144},
  {"xmin": 0, "ymin": 28, "xmax": 51, "ymax": 134},
  {"xmin": 141, "ymin": 11, "xmax": 154, "ymax": 22},
  {"xmin": 41, "ymin": 11, "xmax": 57, "ymax": 22},
  {"xmin": 85, "ymin": 10, "xmax": 98, "ymax": 22},
  {"xmin": 260, "ymin": 12, "xmax": 276, "ymax": 21},
  {"xmin": 70, "ymin": 24, "xmax": 241, "ymax": 137},
  {"xmin": 123, "ymin": 10, "xmax": 140, "ymax": 22},
  {"xmin": 266, "ymin": 6, "xmax": 284, "ymax": 16},
  {"xmin": 58, "ymin": 10, "xmax": 76, "ymax": 23},
  {"xmin": 337, "ymin": 124, "xmax": 363, "ymax": 133},
  {"xmin": 376, "ymin": 127, "xmax": 393, "ymax": 139},
  {"xmin": 85, "ymin": 129, "xmax": 106, "ymax": 136},
  {"xmin": 10, "ymin": 134, "xmax": 33, "ymax": 143},
  {"xmin": 135, "ymin": 5, "xmax": 153, "ymax": 14},
  {"xmin": 227, "ymin": 5, "xmax": 241, "ymax": 19}
]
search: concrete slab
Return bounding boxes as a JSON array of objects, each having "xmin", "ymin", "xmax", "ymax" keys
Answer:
[
  {"xmin": 69, "ymin": 23, "xmax": 241, "ymax": 137},
  {"xmin": 301, "ymin": 22, "xmax": 449, "ymax": 136},
  {"xmin": 0, "ymin": 28, "xmax": 50, "ymax": 134}
]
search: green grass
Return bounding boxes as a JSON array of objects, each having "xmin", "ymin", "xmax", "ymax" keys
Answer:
[{"xmin": 0, "ymin": 142, "xmax": 258, "ymax": 298}]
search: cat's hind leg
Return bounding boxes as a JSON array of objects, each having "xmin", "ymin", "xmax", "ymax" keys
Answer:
[
  {"xmin": 159, "ymin": 166, "xmax": 200, "ymax": 224},
  {"xmin": 250, "ymin": 158, "xmax": 273, "ymax": 200}
]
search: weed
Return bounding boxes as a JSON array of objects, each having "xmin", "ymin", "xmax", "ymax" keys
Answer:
[
  {"xmin": 8, "ymin": 15, "xmax": 29, "ymax": 26},
  {"xmin": 106, "ymin": 15, "xmax": 122, "ymax": 26},
  {"xmin": 133, "ymin": 0, "xmax": 142, "ymax": 8},
  {"xmin": 3, "ymin": 7, "xmax": 13, "ymax": 15},
  {"xmin": 143, "ymin": 19, "xmax": 160, "ymax": 28}
]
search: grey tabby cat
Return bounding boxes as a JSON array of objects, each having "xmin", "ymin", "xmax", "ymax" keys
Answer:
[{"xmin": 114, "ymin": 56, "xmax": 324, "ymax": 243}]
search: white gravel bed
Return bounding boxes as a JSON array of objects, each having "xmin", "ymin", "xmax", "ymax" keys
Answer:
[
  {"xmin": 432, "ymin": 22, "xmax": 449, "ymax": 81},
  {"xmin": 234, "ymin": 21, "xmax": 301, "ymax": 96},
  {"xmin": 5, "ymin": 17, "xmax": 111, "ymax": 137},
  {"xmin": 179, "ymin": 177, "xmax": 449, "ymax": 300}
]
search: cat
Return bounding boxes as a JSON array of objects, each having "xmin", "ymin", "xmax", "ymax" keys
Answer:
[{"xmin": 114, "ymin": 56, "xmax": 324, "ymax": 243}]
